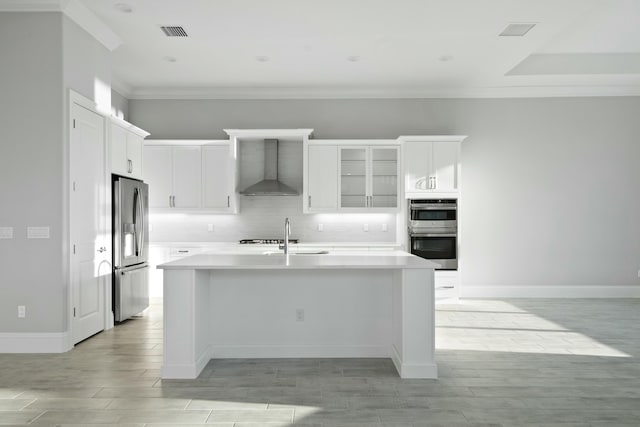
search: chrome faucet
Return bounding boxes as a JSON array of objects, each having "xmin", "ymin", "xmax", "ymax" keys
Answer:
[{"xmin": 283, "ymin": 217, "xmax": 291, "ymax": 255}]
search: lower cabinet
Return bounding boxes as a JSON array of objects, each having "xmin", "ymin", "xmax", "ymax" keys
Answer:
[{"xmin": 435, "ymin": 270, "xmax": 459, "ymax": 303}]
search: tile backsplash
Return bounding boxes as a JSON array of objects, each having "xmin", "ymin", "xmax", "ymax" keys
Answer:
[{"xmin": 149, "ymin": 196, "xmax": 397, "ymax": 243}]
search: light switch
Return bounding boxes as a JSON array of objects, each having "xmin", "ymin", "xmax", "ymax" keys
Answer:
[
  {"xmin": 27, "ymin": 226, "xmax": 50, "ymax": 239},
  {"xmin": 207, "ymin": 224, "xmax": 214, "ymax": 232},
  {"xmin": 363, "ymin": 223, "xmax": 369, "ymax": 232},
  {"xmin": 0, "ymin": 227, "xmax": 13, "ymax": 239},
  {"xmin": 381, "ymin": 223, "xmax": 388, "ymax": 232},
  {"xmin": 317, "ymin": 223, "xmax": 323, "ymax": 232}
]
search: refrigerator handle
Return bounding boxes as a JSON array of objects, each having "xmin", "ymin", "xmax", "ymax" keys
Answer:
[
  {"xmin": 138, "ymin": 187, "xmax": 145, "ymax": 259},
  {"xmin": 133, "ymin": 187, "xmax": 141, "ymax": 257}
]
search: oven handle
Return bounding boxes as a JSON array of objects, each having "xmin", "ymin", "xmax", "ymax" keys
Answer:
[
  {"xmin": 410, "ymin": 233, "xmax": 457, "ymax": 237},
  {"xmin": 410, "ymin": 206, "xmax": 457, "ymax": 211}
]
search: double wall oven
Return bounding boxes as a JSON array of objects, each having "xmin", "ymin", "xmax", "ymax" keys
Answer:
[{"xmin": 408, "ymin": 199, "xmax": 457, "ymax": 270}]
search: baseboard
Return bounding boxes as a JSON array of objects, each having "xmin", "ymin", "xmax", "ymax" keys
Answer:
[
  {"xmin": 460, "ymin": 285, "xmax": 640, "ymax": 298},
  {"xmin": 0, "ymin": 331, "xmax": 71, "ymax": 353},
  {"xmin": 390, "ymin": 344, "xmax": 438, "ymax": 379},
  {"xmin": 161, "ymin": 345, "xmax": 212, "ymax": 379},
  {"xmin": 210, "ymin": 345, "xmax": 389, "ymax": 359}
]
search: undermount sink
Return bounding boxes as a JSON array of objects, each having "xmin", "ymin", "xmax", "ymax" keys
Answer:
[{"xmin": 262, "ymin": 250, "xmax": 329, "ymax": 256}]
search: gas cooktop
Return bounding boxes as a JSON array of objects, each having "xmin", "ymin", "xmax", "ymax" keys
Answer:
[{"xmin": 239, "ymin": 239, "xmax": 299, "ymax": 245}]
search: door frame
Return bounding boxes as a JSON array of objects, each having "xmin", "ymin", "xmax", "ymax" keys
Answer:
[{"xmin": 66, "ymin": 90, "xmax": 114, "ymax": 348}]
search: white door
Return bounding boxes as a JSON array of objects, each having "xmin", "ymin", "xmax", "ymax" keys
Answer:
[
  {"xmin": 308, "ymin": 145, "xmax": 338, "ymax": 210},
  {"xmin": 143, "ymin": 146, "xmax": 173, "ymax": 208},
  {"xmin": 202, "ymin": 145, "xmax": 231, "ymax": 209},
  {"xmin": 172, "ymin": 146, "xmax": 202, "ymax": 208},
  {"xmin": 432, "ymin": 142, "xmax": 459, "ymax": 191},
  {"xmin": 70, "ymin": 102, "xmax": 107, "ymax": 344}
]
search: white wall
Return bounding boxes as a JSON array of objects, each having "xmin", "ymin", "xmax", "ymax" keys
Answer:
[
  {"xmin": 111, "ymin": 90, "xmax": 128, "ymax": 120},
  {"xmin": 130, "ymin": 97, "xmax": 640, "ymax": 293},
  {"xmin": 0, "ymin": 12, "xmax": 111, "ymax": 335}
]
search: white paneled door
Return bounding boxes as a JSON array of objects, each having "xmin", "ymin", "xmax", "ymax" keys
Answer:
[{"xmin": 70, "ymin": 102, "xmax": 108, "ymax": 344}]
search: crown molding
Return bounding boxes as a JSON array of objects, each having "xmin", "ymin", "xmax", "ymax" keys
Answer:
[
  {"xmin": 0, "ymin": 0, "xmax": 121, "ymax": 51},
  {"xmin": 124, "ymin": 84, "xmax": 640, "ymax": 100}
]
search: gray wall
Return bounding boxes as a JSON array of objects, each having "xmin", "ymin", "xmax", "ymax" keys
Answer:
[
  {"xmin": 111, "ymin": 90, "xmax": 128, "ymax": 120},
  {"xmin": 0, "ymin": 13, "xmax": 65, "ymax": 333},
  {"xmin": 130, "ymin": 97, "xmax": 640, "ymax": 290},
  {"xmin": 0, "ymin": 12, "xmax": 111, "ymax": 334}
]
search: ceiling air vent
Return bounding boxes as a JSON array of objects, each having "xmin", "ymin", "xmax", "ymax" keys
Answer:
[
  {"xmin": 160, "ymin": 26, "xmax": 188, "ymax": 37},
  {"xmin": 499, "ymin": 23, "xmax": 536, "ymax": 37}
]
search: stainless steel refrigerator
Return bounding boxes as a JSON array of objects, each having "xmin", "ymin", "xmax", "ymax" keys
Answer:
[{"xmin": 112, "ymin": 175, "xmax": 149, "ymax": 322}]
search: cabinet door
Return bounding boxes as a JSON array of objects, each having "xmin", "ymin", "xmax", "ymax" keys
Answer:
[
  {"xmin": 202, "ymin": 145, "xmax": 231, "ymax": 209},
  {"xmin": 127, "ymin": 133, "xmax": 144, "ymax": 179},
  {"xmin": 172, "ymin": 146, "xmax": 202, "ymax": 208},
  {"xmin": 143, "ymin": 146, "xmax": 173, "ymax": 208},
  {"xmin": 339, "ymin": 147, "xmax": 368, "ymax": 208},
  {"xmin": 370, "ymin": 147, "xmax": 399, "ymax": 208},
  {"xmin": 110, "ymin": 123, "xmax": 129, "ymax": 176},
  {"xmin": 432, "ymin": 142, "xmax": 458, "ymax": 192},
  {"xmin": 308, "ymin": 145, "xmax": 338, "ymax": 210},
  {"xmin": 403, "ymin": 141, "xmax": 432, "ymax": 191}
]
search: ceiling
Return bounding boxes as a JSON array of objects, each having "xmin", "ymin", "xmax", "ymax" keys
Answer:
[{"xmin": 79, "ymin": 0, "xmax": 640, "ymax": 98}]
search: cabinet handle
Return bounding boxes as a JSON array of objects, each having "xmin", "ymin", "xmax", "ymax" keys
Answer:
[
  {"xmin": 172, "ymin": 195, "xmax": 176, "ymax": 207},
  {"xmin": 127, "ymin": 159, "xmax": 132, "ymax": 174},
  {"xmin": 227, "ymin": 195, "xmax": 230, "ymax": 208},
  {"xmin": 308, "ymin": 195, "xmax": 311, "ymax": 208},
  {"xmin": 433, "ymin": 176, "xmax": 437, "ymax": 189}
]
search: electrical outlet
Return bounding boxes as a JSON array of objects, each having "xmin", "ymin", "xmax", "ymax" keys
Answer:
[
  {"xmin": 381, "ymin": 223, "xmax": 388, "ymax": 232},
  {"xmin": 317, "ymin": 223, "xmax": 323, "ymax": 232},
  {"xmin": 638, "ymin": 269, "xmax": 640, "ymax": 278},
  {"xmin": 207, "ymin": 224, "xmax": 214, "ymax": 232},
  {"xmin": 296, "ymin": 309, "xmax": 304, "ymax": 322},
  {"xmin": 17, "ymin": 305, "xmax": 26, "ymax": 318},
  {"xmin": 363, "ymin": 223, "xmax": 369, "ymax": 232}
]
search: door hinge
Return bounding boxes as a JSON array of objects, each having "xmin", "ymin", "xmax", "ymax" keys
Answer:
[{"xmin": 73, "ymin": 307, "xmax": 76, "ymax": 317}]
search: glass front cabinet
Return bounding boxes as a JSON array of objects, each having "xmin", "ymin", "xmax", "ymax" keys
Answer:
[{"xmin": 339, "ymin": 145, "xmax": 399, "ymax": 210}]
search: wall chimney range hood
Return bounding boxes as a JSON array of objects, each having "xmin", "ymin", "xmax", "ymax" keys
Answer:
[{"xmin": 240, "ymin": 139, "xmax": 299, "ymax": 196}]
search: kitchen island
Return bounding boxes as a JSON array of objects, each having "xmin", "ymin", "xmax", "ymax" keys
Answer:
[{"xmin": 158, "ymin": 252, "xmax": 438, "ymax": 379}]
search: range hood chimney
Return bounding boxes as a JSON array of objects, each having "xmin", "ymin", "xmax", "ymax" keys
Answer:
[{"xmin": 240, "ymin": 139, "xmax": 299, "ymax": 196}]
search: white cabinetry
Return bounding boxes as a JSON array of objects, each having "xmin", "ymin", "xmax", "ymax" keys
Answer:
[
  {"xmin": 202, "ymin": 144, "xmax": 235, "ymax": 211},
  {"xmin": 400, "ymin": 136, "xmax": 467, "ymax": 197},
  {"xmin": 339, "ymin": 145, "xmax": 399, "ymax": 211},
  {"xmin": 144, "ymin": 145, "xmax": 201, "ymax": 209},
  {"xmin": 304, "ymin": 144, "xmax": 338, "ymax": 212},
  {"xmin": 110, "ymin": 117, "xmax": 149, "ymax": 180},
  {"xmin": 144, "ymin": 140, "xmax": 237, "ymax": 213},
  {"xmin": 304, "ymin": 141, "xmax": 400, "ymax": 213}
]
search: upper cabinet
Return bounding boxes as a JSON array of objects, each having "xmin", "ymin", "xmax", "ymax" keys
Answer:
[
  {"xmin": 143, "ymin": 141, "xmax": 237, "ymax": 213},
  {"xmin": 305, "ymin": 144, "xmax": 338, "ymax": 212},
  {"xmin": 110, "ymin": 117, "xmax": 150, "ymax": 180},
  {"xmin": 304, "ymin": 140, "xmax": 400, "ymax": 213},
  {"xmin": 400, "ymin": 136, "xmax": 467, "ymax": 197}
]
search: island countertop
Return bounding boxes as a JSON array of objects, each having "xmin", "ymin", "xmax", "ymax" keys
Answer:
[{"xmin": 157, "ymin": 251, "xmax": 439, "ymax": 270}]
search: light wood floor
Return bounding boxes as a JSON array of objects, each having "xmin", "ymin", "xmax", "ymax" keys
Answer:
[{"xmin": 1, "ymin": 298, "xmax": 639, "ymax": 426}]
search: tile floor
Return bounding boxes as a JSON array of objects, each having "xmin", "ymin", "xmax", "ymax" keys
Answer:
[{"xmin": 1, "ymin": 298, "xmax": 639, "ymax": 426}]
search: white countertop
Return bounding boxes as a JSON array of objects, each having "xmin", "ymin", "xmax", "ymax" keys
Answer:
[{"xmin": 157, "ymin": 251, "xmax": 439, "ymax": 270}]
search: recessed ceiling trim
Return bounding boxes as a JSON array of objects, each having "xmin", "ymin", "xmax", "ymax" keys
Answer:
[{"xmin": 124, "ymin": 85, "xmax": 640, "ymax": 100}]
